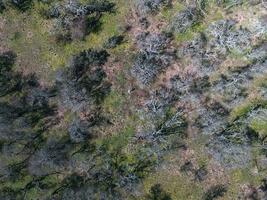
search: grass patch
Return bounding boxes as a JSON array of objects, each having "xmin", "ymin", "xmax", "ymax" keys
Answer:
[
  {"xmin": 98, "ymin": 125, "xmax": 134, "ymax": 150},
  {"xmin": 1, "ymin": 0, "xmax": 128, "ymax": 82},
  {"xmin": 102, "ymin": 90, "xmax": 125, "ymax": 114},
  {"xmin": 142, "ymin": 171, "xmax": 203, "ymax": 200},
  {"xmin": 159, "ymin": 1, "xmax": 184, "ymax": 22},
  {"xmin": 250, "ymin": 74, "xmax": 267, "ymax": 91},
  {"xmin": 229, "ymin": 97, "xmax": 267, "ymax": 122},
  {"xmin": 249, "ymin": 119, "xmax": 267, "ymax": 141},
  {"xmin": 173, "ymin": 22, "xmax": 205, "ymax": 43},
  {"xmin": 223, "ymin": 168, "xmax": 262, "ymax": 199}
]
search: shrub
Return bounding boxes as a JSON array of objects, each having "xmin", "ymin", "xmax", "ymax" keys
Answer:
[
  {"xmin": 131, "ymin": 32, "xmax": 175, "ymax": 86},
  {"xmin": 0, "ymin": 51, "xmax": 19, "ymax": 96},
  {"xmin": 11, "ymin": 0, "xmax": 33, "ymax": 12},
  {"xmin": 207, "ymin": 20, "xmax": 251, "ymax": 55},
  {"xmin": 194, "ymin": 166, "xmax": 208, "ymax": 181},
  {"xmin": 169, "ymin": 6, "xmax": 202, "ymax": 33},
  {"xmin": 43, "ymin": 5, "xmax": 61, "ymax": 19},
  {"xmin": 216, "ymin": 0, "xmax": 244, "ymax": 9},
  {"xmin": 203, "ymin": 185, "xmax": 227, "ymax": 200},
  {"xmin": 135, "ymin": 0, "xmax": 170, "ymax": 15},
  {"xmin": 0, "ymin": 51, "xmax": 16, "ymax": 71},
  {"xmin": 47, "ymin": 0, "xmax": 115, "ymax": 42},
  {"xmin": 146, "ymin": 184, "xmax": 172, "ymax": 200},
  {"xmin": 0, "ymin": 0, "xmax": 6, "ymax": 13},
  {"xmin": 56, "ymin": 49, "xmax": 111, "ymax": 110},
  {"xmin": 103, "ymin": 35, "xmax": 124, "ymax": 49},
  {"xmin": 131, "ymin": 52, "xmax": 164, "ymax": 85}
]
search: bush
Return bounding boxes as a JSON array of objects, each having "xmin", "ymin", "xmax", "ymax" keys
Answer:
[
  {"xmin": 71, "ymin": 49, "xmax": 109, "ymax": 69},
  {"xmin": 135, "ymin": 0, "xmax": 170, "ymax": 14},
  {"xmin": 28, "ymin": 139, "xmax": 70, "ymax": 176},
  {"xmin": 146, "ymin": 184, "xmax": 172, "ymax": 200},
  {"xmin": 207, "ymin": 20, "xmax": 251, "ymax": 55},
  {"xmin": 169, "ymin": 6, "xmax": 202, "ymax": 33},
  {"xmin": 68, "ymin": 113, "xmax": 106, "ymax": 143},
  {"xmin": 47, "ymin": 0, "xmax": 115, "ymax": 42},
  {"xmin": 68, "ymin": 119, "xmax": 89, "ymax": 143},
  {"xmin": 203, "ymin": 185, "xmax": 227, "ymax": 200},
  {"xmin": 216, "ymin": 0, "xmax": 244, "ymax": 8},
  {"xmin": 131, "ymin": 32, "xmax": 175, "ymax": 86},
  {"xmin": 131, "ymin": 52, "xmax": 164, "ymax": 85},
  {"xmin": 44, "ymin": 5, "xmax": 61, "ymax": 19},
  {"xmin": 259, "ymin": 179, "xmax": 267, "ymax": 192},
  {"xmin": 11, "ymin": 0, "xmax": 33, "ymax": 12},
  {"xmin": 0, "ymin": 0, "xmax": 6, "ymax": 13},
  {"xmin": 0, "ymin": 51, "xmax": 19, "ymax": 96},
  {"xmin": 103, "ymin": 35, "xmax": 124, "ymax": 49},
  {"xmin": 85, "ymin": 15, "xmax": 102, "ymax": 35},
  {"xmin": 56, "ymin": 49, "xmax": 111, "ymax": 110},
  {"xmin": 194, "ymin": 166, "xmax": 208, "ymax": 181},
  {"xmin": 0, "ymin": 51, "xmax": 16, "ymax": 71}
]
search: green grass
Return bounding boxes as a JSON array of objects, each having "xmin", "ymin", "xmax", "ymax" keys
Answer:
[
  {"xmin": 229, "ymin": 97, "xmax": 267, "ymax": 122},
  {"xmin": 0, "ymin": 175, "xmax": 32, "ymax": 190},
  {"xmin": 249, "ymin": 119, "xmax": 267, "ymax": 141},
  {"xmin": 103, "ymin": 90, "xmax": 125, "ymax": 113},
  {"xmin": 142, "ymin": 171, "xmax": 203, "ymax": 200},
  {"xmin": 251, "ymin": 74, "xmax": 267, "ymax": 90},
  {"xmin": 2, "ymin": 7, "xmax": 54, "ymax": 77},
  {"xmin": 101, "ymin": 126, "xmax": 134, "ymax": 150},
  {"xmin": 177, "ymin": 22, "xmax": 206, "ymax": 41},
  {"xmin": 1, "ymin": 0, "xmax": 128, "ymax": 82},
  {"xmin": 223, "ymin": 168, "xmax": 263, "ymax": 199},
  {"xmin": 159, "ymin": 1, "xmax": 184, "ymax": 22}
]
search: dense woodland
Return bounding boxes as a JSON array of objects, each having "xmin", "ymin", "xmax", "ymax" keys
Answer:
[{"xmin": 0, "ymin": 0, "xmax": 267, "ymax": 199}]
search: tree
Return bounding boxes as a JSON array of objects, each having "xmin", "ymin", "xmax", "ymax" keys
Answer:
[
  {"xmin": 56, "ymin": 49, "xmax": 111, "ymax": 110},
  {"xmin": 169, "ymin": 6, "xmax": 203, "ymax": 33},
  {"xmin": 0, "ymin": 51, "xmax": 59, "ymax": 200},
  {"xmin": 45, "ymin": 0, "xmax": 116, "ymax": 41},
  {"xmin": 131, "ymin": 32, "xmax": 175, "ymax": 86}
]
